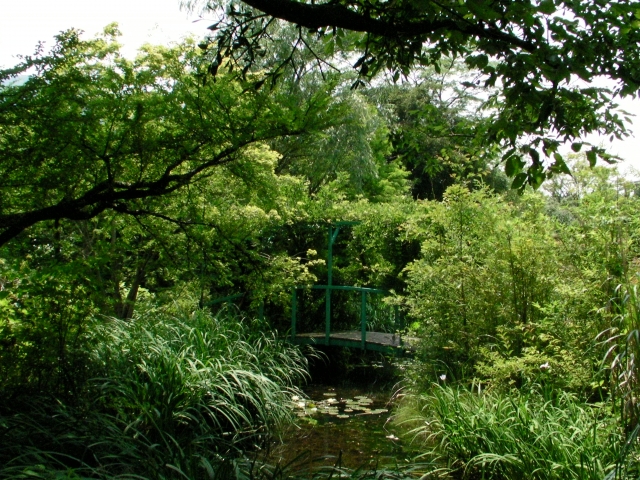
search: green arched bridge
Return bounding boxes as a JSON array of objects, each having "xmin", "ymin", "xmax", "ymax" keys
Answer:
[
  {"xmin": 290, "ymin": 284, "xmax": 415, "ymax": 355},
  {"xmin": 207, "ymin": 221, "xmax": 416, "ymax": 355}
]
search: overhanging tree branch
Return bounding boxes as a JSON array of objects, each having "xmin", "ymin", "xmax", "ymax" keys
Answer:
[
  {"xmin": 199, "ymin": 0, "xmax": 640, "ymax": 189},
  {"xmin": 0, "ymin": 133, "xmax": 300, "ymax": 246},
  {"xmin": 240, "ymin": 0, "xmax": 535, "ymax": 52}
]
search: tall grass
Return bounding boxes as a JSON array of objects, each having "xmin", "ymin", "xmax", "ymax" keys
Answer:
[
  {"xmin": 0, "ymin": 306, "xmax": 310, "ymax": 479},
  {"xmin": 395, "ymin": 384, "xmax": 632, "ymax": 480},
  {"xmin": 599, "ymin": 277, "xmax": 640, "ymax": 477},
  {"xmin": 606, "ymin": 279, "xmax": 640, "ymax": 430}
]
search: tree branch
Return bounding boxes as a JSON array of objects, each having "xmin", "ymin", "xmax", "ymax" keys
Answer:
[
  {"xmin": 240, "ymin": 0, "xmax": 535, "ymax": 52},
  {"xmin": 0, "ymin": 126, "xmax": 310, "ymax": 247}
]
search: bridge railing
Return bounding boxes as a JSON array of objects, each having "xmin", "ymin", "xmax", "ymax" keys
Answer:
[{"xmin": 290, "ymin": 285, "xmax": 399, "ymax": 349}]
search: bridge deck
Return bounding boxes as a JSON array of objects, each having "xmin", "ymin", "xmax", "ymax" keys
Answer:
[{"xmin": 292, "ymin": 331, "xmax": 416, "ymax": 354}]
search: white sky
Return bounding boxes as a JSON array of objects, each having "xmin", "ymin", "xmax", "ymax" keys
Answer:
[
  {"xmin": 2, "ymin": 0, "xmax": 640, "ymax": 173},
  {"xmin": 0, "ymin": 0, "xmax": 206, "ymax": 66}
]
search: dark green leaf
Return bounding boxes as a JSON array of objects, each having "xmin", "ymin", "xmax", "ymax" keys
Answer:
[
  {"xmin": 529, "ymin": 169, "xmax": 546, "ymax": 189},
  {"xmin": 538, "ymin": 0, "xmax": 556, "ymax": 14},
  {"xmin": 529, "ymin": 149, "xmax": 540, "ymax": 165},
  {"xmin": 505, "ymin": 155, "xmax": 525, "ymax": 177},
  {"xmin": 551, "ymin": 153, "xmax": 571, "ymax": 175},
  {"xmin": 511, "ymin": 172, "xmax": 527, "ymax": 190}
]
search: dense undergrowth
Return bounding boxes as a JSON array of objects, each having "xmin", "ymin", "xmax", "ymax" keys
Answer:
[
  {"xmin": 0, "ymin": 306, "xmax": 309, "ymax": 479},
  {"xmin": 395, "ymin": 385, "xmax": 632, "ymax": 480},
  {"xmin": 389, "ymin": 167, "xmax": 640, "ymax": 479},
  {"xmin": 4, "ymin": 169, "xmax": 640, "ymax": 478}
]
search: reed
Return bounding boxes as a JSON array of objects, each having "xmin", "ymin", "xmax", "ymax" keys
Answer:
[
  {"xmin": 0, "ymin": 306, "xmax": 309, "ymax": 479},
  {"xmin": 395, "ymin": 384, "xmax": 631, "ymax": 480}
]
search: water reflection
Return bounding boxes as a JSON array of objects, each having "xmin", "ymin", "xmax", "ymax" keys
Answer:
[{"xmin": 267, "ymin": 384, "xmax": 413, "ymax": 472}]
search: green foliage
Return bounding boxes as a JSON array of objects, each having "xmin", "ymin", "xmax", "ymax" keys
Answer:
[
  {"xmin": 0, "ymin": 26, "xmax": 342, "ymax": 246},
  {"xmin": 396, "ymin": 385, "xmax": 631, "ymax": 480},
  {"xmin": 94, "ymin": 306, "xmax": 307, "ymax": 449},
  {"xmin": 401, "ymin": 170, "xmax": 640, "ymax": 397},
  {"xmin": 474, "ymin": 320, "xmax": 596, "ymax": 395},
  {"xmin": 0, "ymin": 27, "xmax": 365, "ymax": 326},
  {"xmin": 273, "ymin": 89, "xmax": 401, "ymax": 199},
  {"xmin": 0, "ymin": 307, "xmax": 309, "ymax": 478},
  {"xmin": 3, "ymin": 15, "xmax": 640, "ymax": 479},
  {"xmin": 394, "ymin": 166, "xmax": 640, "ymax": 476},
  {"xmin": 192, "ymin": 0, "xmax": 639, "ymax": 185},
  {"xmin": 0, "ymin": 257, "xmax": 99, "ymax": 398},
  {"xmin": 337, "ymin": 200, "xmax": 419, "ymax": 290},
  {"xmin": 605, "ymin": 276, "xmax": 640, "ymax": 434},
  {"xmin": 403, "ymin": 186, "xmax": 560, "ymax": 379},
  {"xmin": 366, "ymin": 64, "xmax": 505, "ymax": 200},
  {"xmin": 542, "ymin": 159, "xmax": 640, "ymax": 405}
]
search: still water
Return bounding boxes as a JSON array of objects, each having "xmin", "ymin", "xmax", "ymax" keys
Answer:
[{"xmin": 267, "ymin": 383, "xmax": 416, "ymax": 472}]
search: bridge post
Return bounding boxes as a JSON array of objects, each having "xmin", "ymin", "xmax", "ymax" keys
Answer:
[
  {"xmin": 325, "ymin": 288, "xmax": 331, "ymax": 346},
  {"xmin": 291, "ymin": 288, "xmax": 297, "ymax": 341},
  {"xmin": 361, "ymin": 290, "xmax": 367, "ymax": 350},
  {"xmin": 326, "ymin": 224, "xmax": 336, "ymax": 346}
]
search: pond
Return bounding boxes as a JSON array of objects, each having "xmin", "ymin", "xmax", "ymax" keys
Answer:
[{"xmin": 265, "ymin": 382, "xmax": 418, "ymax": 474}]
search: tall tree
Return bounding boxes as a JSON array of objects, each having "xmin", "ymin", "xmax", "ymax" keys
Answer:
[
  {"xmin": 191, "ymin": 0, "xmax": 640, "ymax": 188},
  {"xmin": 0, "ymin": 26, "xmax": 340, "ymax": 246},
  {"xmin": 366, "ymin": 62, "xmax": 507, "ymax": 199}
]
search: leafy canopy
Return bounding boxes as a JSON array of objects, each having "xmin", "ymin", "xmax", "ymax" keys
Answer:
[
  {"xmin": 0, "ymin": 25, "xmax": 340, "ymax": 246},
  {"xmin": 190, "ymin": 0, "xmax": 640, "ymax": 188}
]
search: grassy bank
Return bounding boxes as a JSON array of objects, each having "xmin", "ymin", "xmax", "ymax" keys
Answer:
[
  {"xmin": 394, "ymin": 384, "xmax": 636, "ymax": 480},
  {"xmin": 0, "ymin": 306, "xmax": 309, "ymax": 479}
]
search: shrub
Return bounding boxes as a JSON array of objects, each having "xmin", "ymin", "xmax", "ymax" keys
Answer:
[
  {"xmin": 395, "ymin": 384, "xmax": 632, "ymax": 480},
  {"xmin": 402, "ymin": 187, "xmax": 561, "ymax": 381},
  {"xmin": 0, "ymin": 306, "xmax": 309, "ymax": 479},
  {"xmin": 474, "ymin": 320, "xmax": 598, "ymax": 396}
]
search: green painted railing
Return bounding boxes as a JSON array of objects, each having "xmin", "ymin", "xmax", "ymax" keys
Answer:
[
  {"xmin": 206, "ymin": 221, "xmax": 403, "ymax": 352},
  {"xmin": 290, "ymin": 284, "xmax": 397, "ymax": 349},
  {"xmin": 205, "ymin": 293, "xmax": 244, "ymax": 306}
]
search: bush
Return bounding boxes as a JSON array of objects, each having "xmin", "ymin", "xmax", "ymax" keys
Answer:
[
  {"xmin": 0, "ymin": 306, "xmax": 309, "ymax": 479},
  {"xmin": 395, "ymin": 384, "xmax": 633, "ymax": 480},
  {"xmin": 0, "ymin": 259, "xmax": 99, "ymax": 400},
  {"xmin": 474, "ymin": 320, "xmax": 598, "ymax": 396}
]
